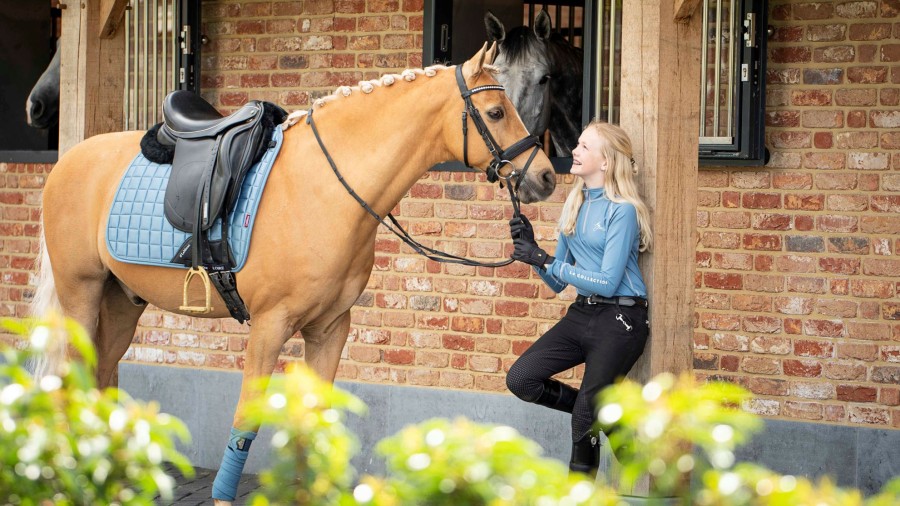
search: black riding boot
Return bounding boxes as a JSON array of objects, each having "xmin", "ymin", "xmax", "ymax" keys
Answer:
[
  {"xmin": 534, "ymin": 379, "xmax": 579, "ymax": 413},
  {"xmin": 569, "ymin": 432, "xmax": 601, "ymax": 477}
]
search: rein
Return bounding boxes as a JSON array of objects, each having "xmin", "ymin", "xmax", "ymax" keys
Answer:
[{"xmin": 305, "ymin": 65, "xmax": 543, "ymax": 268}]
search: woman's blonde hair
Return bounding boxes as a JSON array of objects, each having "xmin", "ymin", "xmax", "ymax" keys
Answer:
[{"xmin": 558, "ymin": 120, "xmax": 653, "ymax": 252}]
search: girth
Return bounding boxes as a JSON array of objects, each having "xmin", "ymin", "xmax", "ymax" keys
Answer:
[{"xmin": 156, "ymin": 90, "xmax": 285, "ymax": 323}]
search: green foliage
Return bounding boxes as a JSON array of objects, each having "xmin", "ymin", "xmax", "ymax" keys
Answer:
[
  {"xmin": 597, "ymin": 373, "xmax": 762, "ymax": 498},
  {"xmin": 0, "ymin": 314, "xmax": 193, "ymax": 506},
  {"xmin": 245, "ymin": 367, "xmax": 900, "ymax": 506},
  {"xmin": 364, "ymin": 417, "xmax": 618, "ymax": 506},
  {"xmin": 243, "ymin": 364, "xmax": 367, "ymax": 506}
]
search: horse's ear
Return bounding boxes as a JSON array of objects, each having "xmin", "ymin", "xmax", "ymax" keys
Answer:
[
  {"xmin": 484, "ymin": 41, "xmax": 498, "ymax": 65},
  {"xmin": 466, "ymin": 42, "xmax": 489, "ymax": 79},
  {"xmin": 534, "ymin": 9, "xmax": 552, "ymax": 40},
  {"xmin": 484, "ymin": 11, "xmax": 506, "ymax": 42}
]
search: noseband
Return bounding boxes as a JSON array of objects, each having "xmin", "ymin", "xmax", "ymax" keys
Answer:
[{"xmin": 455, "ymin": 65, "xmax": 542, "ymax": 216}]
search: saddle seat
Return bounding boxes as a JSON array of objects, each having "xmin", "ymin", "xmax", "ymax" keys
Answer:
[{"xmin": 158, "ymin": 90, "xmax": 262, "ymax": 141}]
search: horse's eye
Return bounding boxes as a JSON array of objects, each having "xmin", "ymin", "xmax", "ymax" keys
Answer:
[
  {"xmin": 539, "ymin": 74, "xmax": 551, "ymax": 85},
  {"xmin": 487, "ymin": 108, "xmax": 505, "ymax": 121}
]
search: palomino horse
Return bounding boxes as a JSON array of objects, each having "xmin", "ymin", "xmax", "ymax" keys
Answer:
[
  {"xmin": 34, "ymin": 44, "xmax": 555, "ymax": 503},
  {"xmin": 485, "ymin": 10, "xmax": 584, "ymax": 157},
  {"xmin": 26, "ymin": 39, "xmax": 61, "ymax": 129}
]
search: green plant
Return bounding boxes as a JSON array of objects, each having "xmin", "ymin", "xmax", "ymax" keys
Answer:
[
  {"xmin": 364, "ymin": 417, "xmax": 617, "ymax": 506},
  {"xmin": 596, "ymin": 372, "xmax": 763, "ymax": 499},
  {"xmin": 0, "ymin": 314, "xmax": 193, "ymax": 505},
  {"xmin": 244, "ymin": 363, "xmax": 367, "ymax": 506}
]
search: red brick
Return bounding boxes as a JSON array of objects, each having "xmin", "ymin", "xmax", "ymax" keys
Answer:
[
  {"xmin": 848, "ymin": 23, "xmax": 892, "ymax": 40},
  {"xmin": 784, "ymin": 359, "xmax": 823, "ymax": 377},
  {"xmin": 848, "ymin": 406, "xmax": 890, "ymax": 425},
  {"xmin": 703, "ymin": 273, "xmax": 743, "ymax": 290},
  {"xmin": 795, "ymin": 340, "xmax": 834, "ymax": 358},
  {"xmin": 746, "ymin": 377, "xmax": 790, "ymax": 396},
  {"xmin": 847, "ymin": 110, "xmax": 869, "ymax": 128},
  {"xmin": 783, "ymin": 401, "xmax": 824, "ymax": 420},
  {"xmin": 837, "ymin": 385, "xmax": 878, "ymax": 402},
  {"xmin": 742, "ymin": 234, "xmax": 782, "ymax": 251},
  {"xmin": 847, "ymin": 321, "xmax": 891, "ymax": 341},
  {"xmin": 773, "ymin": 47, "xmax": 811, "ymax": 63},
  {"xmin": 794, "ymin": 3, "xmax": 834, "ymax": 19}
]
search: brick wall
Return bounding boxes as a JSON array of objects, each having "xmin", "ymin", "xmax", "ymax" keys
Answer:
[
  {"xmin": 694, "ymin": 0, "xmax": 899, "ymax": 428},
  {"xmin": 0, "ymin": 0, "xmax": 897, "ymax": 429}
]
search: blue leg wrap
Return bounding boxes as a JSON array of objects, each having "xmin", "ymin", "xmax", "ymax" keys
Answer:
[{"xmin": 211, "ymin": 427, "xmax": 257, "ymax": 501}]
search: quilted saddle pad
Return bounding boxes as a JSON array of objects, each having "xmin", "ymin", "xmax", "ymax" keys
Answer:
[{"xmin": 106, "ymin": 125, "xmax": 284, "ymax": 271}]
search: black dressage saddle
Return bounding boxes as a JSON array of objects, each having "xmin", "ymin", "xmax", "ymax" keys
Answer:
[
  {"xmin": 153, "ymin": 90, "xmax": 286, "ymax": 322},
  {"xmin": 159, "ymin": 90, "xmax": 271, "ymax": 233}
]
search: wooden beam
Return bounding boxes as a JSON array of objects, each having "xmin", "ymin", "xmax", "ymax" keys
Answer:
[
  {"xmin": 99, "ymin": 0, "xmax": 129, "ymax": 39},
  {"xmin": 674, "ymin": 0, "xmax": 702, "ymax": 22},
  {"xmin": 59, "ymin": 0, "xmax": 125, "ymax": 153},
  {"xmin": 619, "ymin": 0, "xmax": 701, "ymax": 382}
]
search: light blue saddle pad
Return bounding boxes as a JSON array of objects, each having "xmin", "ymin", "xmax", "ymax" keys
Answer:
[{"xmin": 106, "ymin": 126, "xmax": 284, "ymax": 271}]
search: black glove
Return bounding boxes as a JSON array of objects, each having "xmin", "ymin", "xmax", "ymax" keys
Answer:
[
  {"xmin": 509, "ymin": 215, "xmax": 535, "ymax": 242},
  {"xmin": 512, "ymin": 238, "xmax": 553, "ymax": 267},
  {"xmin": 510, "ymin": 216, "xmax": 554, "ymax": 267}
]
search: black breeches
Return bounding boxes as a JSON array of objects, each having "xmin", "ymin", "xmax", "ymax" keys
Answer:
[{"xmin": 506, "ymin": 300, "xmax": 649, "ymax": 441}]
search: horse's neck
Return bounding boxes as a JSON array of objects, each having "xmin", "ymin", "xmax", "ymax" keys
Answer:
[{"xmin": 296, "ymin": 74, "xmax": 453, "ymax": 218}]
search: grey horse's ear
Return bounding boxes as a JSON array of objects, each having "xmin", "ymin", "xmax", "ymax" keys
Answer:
[
  {"xmin": 484, "ymin": 11, "xmax": 506, "ymax": 43},
  {"xmin": 534, "ymin": 10, "xmax": 552, "ymax": 40}
]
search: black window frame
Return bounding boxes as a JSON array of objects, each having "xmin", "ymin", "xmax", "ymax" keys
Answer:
[
  {"xmin": 698, "ymin": 0, "xmax": 769, "ymax": 166},
  {"xmin": 0, "ymin": 5, "xmax": 62, "ymax": 164}
]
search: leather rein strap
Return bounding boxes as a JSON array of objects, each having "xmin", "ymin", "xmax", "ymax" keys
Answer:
[{"xmin": 306, "ymin": 65, "xmax": 543, "ymax": 268}]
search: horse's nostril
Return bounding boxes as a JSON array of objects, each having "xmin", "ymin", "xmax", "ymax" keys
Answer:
[
  {"xmin": 31, "ymin": 100, "xmax": 44, "ymax": 118},
  {"xmin": 543, "ymin": 169, "xmax": 555, "ymax": 186}
]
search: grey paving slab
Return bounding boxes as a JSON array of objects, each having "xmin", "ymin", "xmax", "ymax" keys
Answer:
[{"xmin": 155, "ymin": 466, "xmax": 259, "ymax": 506}]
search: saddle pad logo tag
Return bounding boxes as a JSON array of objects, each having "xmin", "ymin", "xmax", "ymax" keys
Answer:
[{"xmin": 243, "ymin": 214, "xmax": 251, "ymax": 227}]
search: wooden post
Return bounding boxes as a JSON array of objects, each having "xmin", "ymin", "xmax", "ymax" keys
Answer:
[
  {"xmin": 59, "ymin": 0, "xmax": 125, "ymax": 154},
  {"xmin": 619, "ymin": 0, "xmax": 701, "ymax": 382}
]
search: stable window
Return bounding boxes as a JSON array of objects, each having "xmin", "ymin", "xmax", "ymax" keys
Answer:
[
  {"xmin": 698, "ymin": 0, "xmax": 768, "ymax": 166},
  {"xmin": 0, "ymin": 1, "xmax": 61, "ymax": 163}
]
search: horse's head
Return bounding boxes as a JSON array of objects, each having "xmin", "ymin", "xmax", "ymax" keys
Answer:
[
  {"xmin": 448, "ymin": 43, "xmax": 556, "ymax": 204},
  {"xmin": 484, "ymin": 10, "xmax": 553, "ymax": 139},
  {"xmin": 26, "ymin": 39, "xmax": 61, "ymax": 129}
]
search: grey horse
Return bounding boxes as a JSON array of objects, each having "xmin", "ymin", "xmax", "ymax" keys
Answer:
[{"xmin": 485, "ymin": 10, "xmax": 583, "ymax": 157}]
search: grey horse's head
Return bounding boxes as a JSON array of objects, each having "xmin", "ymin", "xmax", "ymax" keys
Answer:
[
  {"xmin": 26, "ymin": 39, "xmax": 61, "ymax": 129},
  {"xmin": 485, "ymin": 10, "xmax": 553, "ymax": 139}
]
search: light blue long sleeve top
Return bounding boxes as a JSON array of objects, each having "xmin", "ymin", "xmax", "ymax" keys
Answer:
[{"xmin": 536, "ymin": 187, "xmax": 647, "ymax": 298}]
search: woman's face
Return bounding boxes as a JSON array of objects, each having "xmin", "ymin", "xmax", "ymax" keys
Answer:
[{"xmin": 570, "ymin": 127, "xmax": 608, "ymax": 188}]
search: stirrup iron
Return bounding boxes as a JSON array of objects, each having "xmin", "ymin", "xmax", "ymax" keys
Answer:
[{"xmin": 180, "ymin": 266, "xmax": 214, "ymax": 314}]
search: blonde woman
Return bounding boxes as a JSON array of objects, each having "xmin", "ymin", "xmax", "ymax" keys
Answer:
[{"xmin": 506, "ymin": 121, "xmax": 652, "ymax": 476}]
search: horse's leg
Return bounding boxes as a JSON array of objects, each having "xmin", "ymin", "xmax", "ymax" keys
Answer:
[
  {"xmin": 212, "ymin": 311, "xmax": 293, "ymax": 505},
  {"xmin": 95, "ymin": 278, "xmax": 146, "ymax": 388},
  {"xmin": 303, "ymin": 310, "xmax": 352, "ymax": 383}
]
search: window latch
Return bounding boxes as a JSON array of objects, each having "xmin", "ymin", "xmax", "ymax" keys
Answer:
[{"xmin": 743, "ymin": 13, "xmax": 757, "ymax": 48}]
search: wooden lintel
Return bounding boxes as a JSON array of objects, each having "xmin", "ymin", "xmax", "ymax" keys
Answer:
[
  {"xmin": 674, "ymin": 0, "xmax": 702, "ymax": 22},
  {"xmin": 99, "ymin": 0, "xmax": 128, "ymax": 39}
]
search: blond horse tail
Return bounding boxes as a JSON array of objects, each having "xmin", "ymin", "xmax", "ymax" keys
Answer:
[{"xmin": 28, "ymin": 228, "xmax": 66, "ymax": 379}]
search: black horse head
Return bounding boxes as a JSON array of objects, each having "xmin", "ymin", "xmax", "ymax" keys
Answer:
[{"xmin": 26, "ymin": 39, "xmax": 61, "ymax": 129}]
